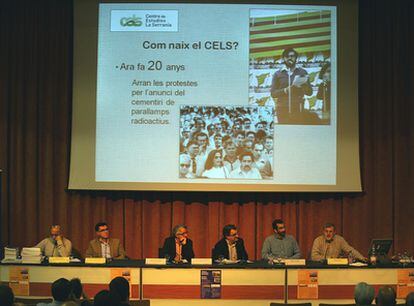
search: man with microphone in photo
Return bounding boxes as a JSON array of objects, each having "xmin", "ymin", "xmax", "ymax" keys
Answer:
[
  {"xmin": 270, "ymin": 48, "xmax": 315, "ymax": 124},
  {"xmin": 35, "ymin": 224, "xmax": 72, "ymax": 257}
]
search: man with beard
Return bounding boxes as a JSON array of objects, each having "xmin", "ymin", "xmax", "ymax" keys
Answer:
[
  {"xmin": 270, "ymin": 48, "xmax": 314, "ymax": 124},
  {"xmin": 261, "ymin": 219, "xmax": 301, "ymax": 259},
  {"xmin": 212, "ymin": 224, "xmax": 248, "ymax": 261},
  {"xmin": 229, "ymin": 151, "xmax": 262, "ymax": 179},
  {"xmin": 311, "ymin": 223, "xmax": 365, "ymax": 261}
]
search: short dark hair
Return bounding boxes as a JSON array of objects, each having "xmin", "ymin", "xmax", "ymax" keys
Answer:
[
  {"xmin": 93, "ymin": 289, "xmax": 121, "ymax": 306},
  {"xmin": 234, "ymin": 130, "xmax": 245, "ymax": 138},
  {"xmin": 246, "ymin": 131, "xmax": 256, "ymax": 137},
  {"xmin": 95, "ymin": 222, "xmax": 108, "ymax": 232},
  {"xmin": 282, "ymin": 48, "xmax": 298, "ymax": 58},
  {"xmin": 354, "ymin": 282, "xmax": 375, "ymax": 306},
  {"xmin": 109, "ymin": 277, "xmax": 130, "ymax": 302},
  {"xmin": 70, "ymin": 278, "xmax": 82, "ymax": 299},
  {"xmin": 323, "ymin": 222, "xmax": 335, "ymax": 230},
  {"xmin": 376, "ymin": 286, "xmax": 396, "ymax": 306},
  {"xmin": 222, "ymin": 224, "xmax": 237, "ymax": 237},
  {"xmin": 238, "ymin": 150, "xmax": 253, "ymax": 162},
  {"xmin": 223, "ymin": 139, "xmax": 235, "ymax": 149},
  {"xmin": 186, "ymin": 140, "xmax": 199, "ymax": 148},
  {"xmin": 195, "ymin": 131, "xmax": 208, "ymax": 140},
  {"xmin": 51, "ymin": 278, "xmax": 71, "ymax": 302},
  {"xmin": 272, "ymin": 219, "xmax": 284, "ymax": 230},
  {"xmin": 0, "ymin": 285, "xmax": 14, "ymax": 306},
  {"xmin": 406, "ymin": 292, "xmax": 414, "ymax": 306}
]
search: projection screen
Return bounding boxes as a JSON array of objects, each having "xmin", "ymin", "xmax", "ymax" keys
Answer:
[{"xmin": 69, "ymin": 0, "xmax": 361, "ymax": 192}]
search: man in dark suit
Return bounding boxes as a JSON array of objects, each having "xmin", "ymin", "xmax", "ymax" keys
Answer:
[
  {"xmin": 161, "ymin": 225, "xmax": 195, "ymax": 263},
  {"xmin": 212, "ymin": 224, "xmax": 248, "ymax": 261},
  {"xmin": 85, "ymin": 222, "xmax": 126, "ymax": 259}
]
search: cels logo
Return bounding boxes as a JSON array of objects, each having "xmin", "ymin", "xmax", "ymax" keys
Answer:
[{"xmin": 120, "ymin": 15, "xmax": 142, "ymax": 27}]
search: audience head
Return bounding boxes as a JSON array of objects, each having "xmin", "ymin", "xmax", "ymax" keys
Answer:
[
  {"xmin": 93, "ymin": 289, "xmax": 120, "ymax": 306},
  {"xmin": 109, "ymin": 277, "xmax": 130, "ymax": 302},
  {"xmin": 376, "ymin": 286, "xmax": 396, "ymax": 306},
  {"xmin": 51, "ymin": 278, "xmax": 72, "ymax": 302},
  {"xmin": 95, "ymin": 222, "xmax": 110, "ymax": 240},
  {"xmin": 406, "ymin": 292, "xmax": 414, "ymax": 306},
  {"xmin": 354, "ymin": 282, "xmax": 375, "ymax": 305},
  {"xmin": 69, "ymin": 278, "xmax": 83, "ymax": 299},
  {"xmin": 0, "ymin": 285, "xmax": 14, "ymax": 306}
]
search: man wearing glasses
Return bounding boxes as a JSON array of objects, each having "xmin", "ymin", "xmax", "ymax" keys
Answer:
[
  {"xmin": 85, "ymin": 222, "xmax": 126, "ymax": 259},
  {"xmin": 35, "ymin": 225, "xmax": 72, "ymax": 257},
  {"xmin": 179, "ymin": 154, "xmax": 195, "ymax": 179},
  {"xmin": 161, "ymin": 225, "xmax": 194, "ymax": 263},
  {"xmin": 212, "ymin": 224, "xmax": 248, "ymax": 262}
]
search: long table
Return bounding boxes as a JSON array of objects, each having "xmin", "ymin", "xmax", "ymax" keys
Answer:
[{"xmin": 1, "ymin": 261, "xmax": 413, "ymax": 306}]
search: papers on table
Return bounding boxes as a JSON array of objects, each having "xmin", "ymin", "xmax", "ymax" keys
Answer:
[
  {"xmin": 21, "ymin": 248, "xmax": 43, "ymax": 264},
  {"xmin": 1, "ymin": 247, "xmax": 21, "ymax": 263}
]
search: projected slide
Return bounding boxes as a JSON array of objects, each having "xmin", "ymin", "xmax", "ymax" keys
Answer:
[{"xmin": 95, "ymin": 3, "xmax": 337, "ymax": 186}]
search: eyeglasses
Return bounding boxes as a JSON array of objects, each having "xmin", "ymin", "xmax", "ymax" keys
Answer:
[
  {"xmin": 227, "ymin": 233, "xmax": 238, "ymax": 237},
  {"xmin": 98, "ymin": 228, "xmax": 109, "ymax": 232},
  {"xmin": 177, "ymin": 231, "xmax": 188, "ymax": 236},
  {"xmin": 180, "ymin": 164, "xmax": 190, "ymax": 168}
]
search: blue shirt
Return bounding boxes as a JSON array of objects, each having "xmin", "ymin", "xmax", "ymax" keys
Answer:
[{"xmin": 261, "ymin": 234, "xmax": 301, "ymax": 259}]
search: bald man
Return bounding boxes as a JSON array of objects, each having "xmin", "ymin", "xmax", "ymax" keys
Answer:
[{"xmin": 35, "ymin": 225, "xmax": 72, "ymax": 257}]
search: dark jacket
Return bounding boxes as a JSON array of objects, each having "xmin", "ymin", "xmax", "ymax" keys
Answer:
[
  {"xmin": 212, "ymin": 238, "xmax": 248, "ymax": 261},
  {"xmin": 161, "ymin": 236, "xmax": 195, "ymax": 262}
]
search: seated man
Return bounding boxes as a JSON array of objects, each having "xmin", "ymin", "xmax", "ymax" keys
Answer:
[
  {"xmin": 37, "ymin": 278, "xmax": 72, "ymax": 306},
  {"xmin": 35, "ymin": 225, "xmax": 72, "ymax": 257},
  {"xmin": 355, "ymin": 282, "xmax": 375, "ymax": 306},
  {"xmin": 85, "ymin": 222, "xmax": 126, "ymax": 259},
  {"xmin": 161, "ymin": 225, "xmax": 194, "ymax": 263},
  {"xmin": 212, "ymin": 224, "xmax": 248, "ymax": 261},
  {"xmin": 261, "ymin": 219, "xmax": 301, "ymax": 259},
  {"xmin": 311, "ymin": 222, "xmax": 365, "ymax": 261}
]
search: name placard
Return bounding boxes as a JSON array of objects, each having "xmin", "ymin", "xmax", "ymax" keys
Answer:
[
  {"xmin": 48, "ymin": 257, "xmax": 70, "ymax": 264},
  {"xmin": 327, "ymin": 258, "xmax": 348, "ymax": 265},
  {"xmin": 85, "ymin": 257, "xmax": 106, "ymax": 264},
  {"xmin": 192, "ymin": 258, "xmax": 212, "ymax": 265},
  {"xmin": 145, "ymin": 258, "xmax": 167, "ymax": 265},
  {"xmin": 284, "ymin": 259, "xmax": 306, "ymax": 266}
]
